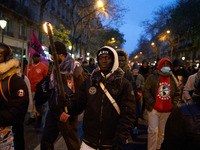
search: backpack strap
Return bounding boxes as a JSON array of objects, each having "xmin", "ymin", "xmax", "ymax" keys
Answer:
[{"xmin": 0, "ymin": 74, "xmax": 14, "ymax": 102}]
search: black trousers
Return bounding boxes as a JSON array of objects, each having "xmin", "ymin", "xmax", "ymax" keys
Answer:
[
  {"xmin": 12, "ymin": 123, "xmax": 25, "ymax": 150},
  {"xmin": 41, "ymin": 111, "xmax": 80, "ymax": 150}
]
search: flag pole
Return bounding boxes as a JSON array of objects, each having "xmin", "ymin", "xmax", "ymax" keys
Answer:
[{"xmin": 44, "ymin": 22, "xmax": 68, "ymax": 113}]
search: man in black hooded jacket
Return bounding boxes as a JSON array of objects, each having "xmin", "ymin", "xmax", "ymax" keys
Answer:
[{"xmin": 67, "ymin": 46, "xmax": 136, "ymax": 150}]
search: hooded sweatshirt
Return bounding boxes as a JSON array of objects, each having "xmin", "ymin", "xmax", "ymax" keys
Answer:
[{"xmin": 154, "ymin": 58, "xmax": 173, "ymax": 112}]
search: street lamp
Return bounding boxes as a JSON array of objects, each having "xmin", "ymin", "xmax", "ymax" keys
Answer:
[
  {"xmin": 151, "ymin": 42, "xmax": 158, "ymax": 62},
  {"xmin": 166, "ymin": 30, "xmax": 171, "ymax": 34},
  {"xmin": 0, "ymin": 19, "xmax": 7, "ymax": 43},
  {"xmin": 68, "ymin": 45, "xmax": 72, "ymax": 51},
  {"xmin": 97, "ymin": 0, "xmax": 104, "ymax": 8}
]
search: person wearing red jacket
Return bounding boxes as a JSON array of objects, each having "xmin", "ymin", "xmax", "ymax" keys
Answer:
[
  {"xmin": 142, "ymin": 57, "xmax": 180, "ymax": 150},
  {"xmin": 23, "ymin": 53, "xmax": 48, "ymax": 125}
]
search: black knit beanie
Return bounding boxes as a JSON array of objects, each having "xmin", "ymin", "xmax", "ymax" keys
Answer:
[
  {"xmin": 49, "ymin": 41, "xmax": 67, "ymax": 55},
  {"xmin": 97, "ymin": 48, "xmax": 114, "ymax": 60}
]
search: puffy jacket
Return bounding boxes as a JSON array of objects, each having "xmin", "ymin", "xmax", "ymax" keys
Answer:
[
  {"xmin": 142, "ymin": 58, "xmax": 180, "ymax": 111},
  {"xmin": 70, "ymin": 46, "xmax": 136, "ymax": 149},
  {"xmin": 0, "ymin": 58, "xmax": 29, "ymax": 126},
  {"xmin": 162, "ymin": 102, "xmax": 200, "ymax": 150}
]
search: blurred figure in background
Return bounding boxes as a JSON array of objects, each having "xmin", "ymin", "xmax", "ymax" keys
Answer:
[
  {"xmin": 86, "ymin": 58, "xmax": 96, "ymax": 74},
  {"xmin": 162, "ymin": 71, "xmax": 200, "ymax": 150},
  {"xmin": 23, "ymin": 53, "xmax": 48, "ymax": 125},
  {"xmin": 172, "ymin": 58, "xmax": 191, "ymax": 102},
  {"xmin": 139, "ymin": 59, "xmax": 152, "ymax": 119},
  {"xmin": 183, "ymin": 67, "xmax": 200, "ymax": 103},
  {"xmin": 131, "ymin": 62, "xmax": 145, "ymax": 134}
]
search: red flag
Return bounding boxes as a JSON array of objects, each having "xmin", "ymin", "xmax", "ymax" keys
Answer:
[{"xmin": 29, "ymin": 30, "xmax": 49, "ymax": 65}]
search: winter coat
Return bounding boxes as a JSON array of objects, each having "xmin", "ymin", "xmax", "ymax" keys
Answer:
[
  {"xmin": 116, "ymin": 49, "xmax": 137, "ymax": 96},
  {"xmin": 142, "ymin": 58, "xmax": 180, "ymax": 111},
  {"xmin": 183, "ymin": 73, "xmax": 197, "ymax": 101},
  {"xmin": 0, "ymin": 58, "xmax": 29, "ymax": 125},
  {"xmin": 162, "ymin": 102, "xmax": 200, "ymax": 150},
  {"xmin": 0, "ymin": 58, "xmax": 29, "ymax": 150},
  {"xmin": 48, "ymin": 55, "xmax": 85, "ymax": 120},
  {"xmin": 162, "ymin": 68, "xmax": 200, "ymax": 150},
  {"xmin": 70, "ymin": 46, "xmax": 136, "ymax": 150},
  {"xmin": 139, "ymin": 65, "xmax": 151, "ymax": 81}
]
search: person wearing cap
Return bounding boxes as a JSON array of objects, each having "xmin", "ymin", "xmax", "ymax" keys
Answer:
[
  {"xmin": 142, "ymin": 57, "xmax": 180, "ymax": 150},
  {"xmin": 0, "ymin": 43, "xmax": 29, "ymax": 150},
  {"xmin": 41, "ymin": 41, "xmax": 85, "ymax": 150},
  {"xmin": 23, "ymin": 52, "xmax": 48, "ymax": 125},
  {"xmin": 65, "ymin": 46, "xmax": 136, "ymax": 150},
  {"xmin": 162, "ymin": 71, "xmax": 200, "ymax": 150},
  {"xmin": 131, "ymin": 62, "xmax": 145, "ymax": 134}
]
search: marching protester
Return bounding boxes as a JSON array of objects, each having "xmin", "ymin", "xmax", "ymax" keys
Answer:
[
  {"xmin": 172, "ymin": 58, "xmax": 191, "ymax": 102},
  {"xmin": 116, "ymin": 49, "xmax": 139, "ymax": 136},
  {"xmin": 142, "ymin": 57, "xmax": 180, "ymax": 150},
  {"xmin": 139, "ymin": 59, "xmax": 152, "ymax": 119},
  {"xmin": 41, "ymin": 41, "xmax": 85, "ymax": 150},
  {"xmin": 131, "ymin": 62, "xmax": 145, "ymax": 134},
  {"xmin": 85, "ymin": 57, "xmax": 97, "ymax": 74},
  {"xmin": 23, "ymin": 53, "xmax": 48, "ymax": 126},
  {"xmin": 162, "ymin": 71, "xmax": 200, "ymax": 150},
  {"xmin": 0, "ymin": 43, "xmax": 29, "ymax": 150},
  {"xmin": 64, "ymin": 46, "xmax": 136, "ymax": 150},
  {"xmin": 183, "ymin": 67, "xmax": 200, "ymax": 103}
]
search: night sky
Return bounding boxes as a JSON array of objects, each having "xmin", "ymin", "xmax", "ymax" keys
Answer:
[{"xmin": 118, "ymin": 0, "xmax": 176, "ymax": 55}]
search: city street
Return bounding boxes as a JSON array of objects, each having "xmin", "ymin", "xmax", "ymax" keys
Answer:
[{"xmin": 24, "ymin": 108, "xmax": 148, "ymax": 150}]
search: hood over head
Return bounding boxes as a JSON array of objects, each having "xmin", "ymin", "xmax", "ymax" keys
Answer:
[
  {"xmin": 157, "ymin": 58, "xmax": 173, "ymax": 71},
  {"xmin": 116, "ymin": 49, "xmax": 129, "ymax": 71},
  {"xmin": 97, "ymin": 46, "xmax": 119, "ymax": 78}
]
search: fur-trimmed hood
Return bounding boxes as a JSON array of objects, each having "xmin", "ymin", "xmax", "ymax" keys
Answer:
[
  {"xmin": 116, "ymin": 49, "xmax": 129, "ymax": 71},
  {"xmin": 0, "ymin": 58, "xmax": 20, "ymax": 80}
]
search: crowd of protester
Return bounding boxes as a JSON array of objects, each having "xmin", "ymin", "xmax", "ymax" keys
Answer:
[{"xmin": 1, "ymin": 41, "xmax": 200, "ymax": 150}]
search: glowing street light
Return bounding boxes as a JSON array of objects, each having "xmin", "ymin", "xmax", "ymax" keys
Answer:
[
  {"xmin": 166, "ymin": 30, "xmax": 171, "ymax": 34},
  {"xmin": 68, "ymin": 45, "xmax": 72, "ymax": 51},
  {"xmin": 0, "ymin": 19, "xmax": 7, "ymax": 43},
  {"xmin": 97, "ymin": 0, "xmax": 104, "ymax": 8}
]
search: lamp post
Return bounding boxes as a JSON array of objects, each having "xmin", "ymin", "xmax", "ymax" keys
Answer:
[
  {"xmin": 0, "ymin": 19, "xmax": 7, "ymax": 43},
  {"xmin": 151, "ymin": 42, "xmax": 158, "ymax": 62}
]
